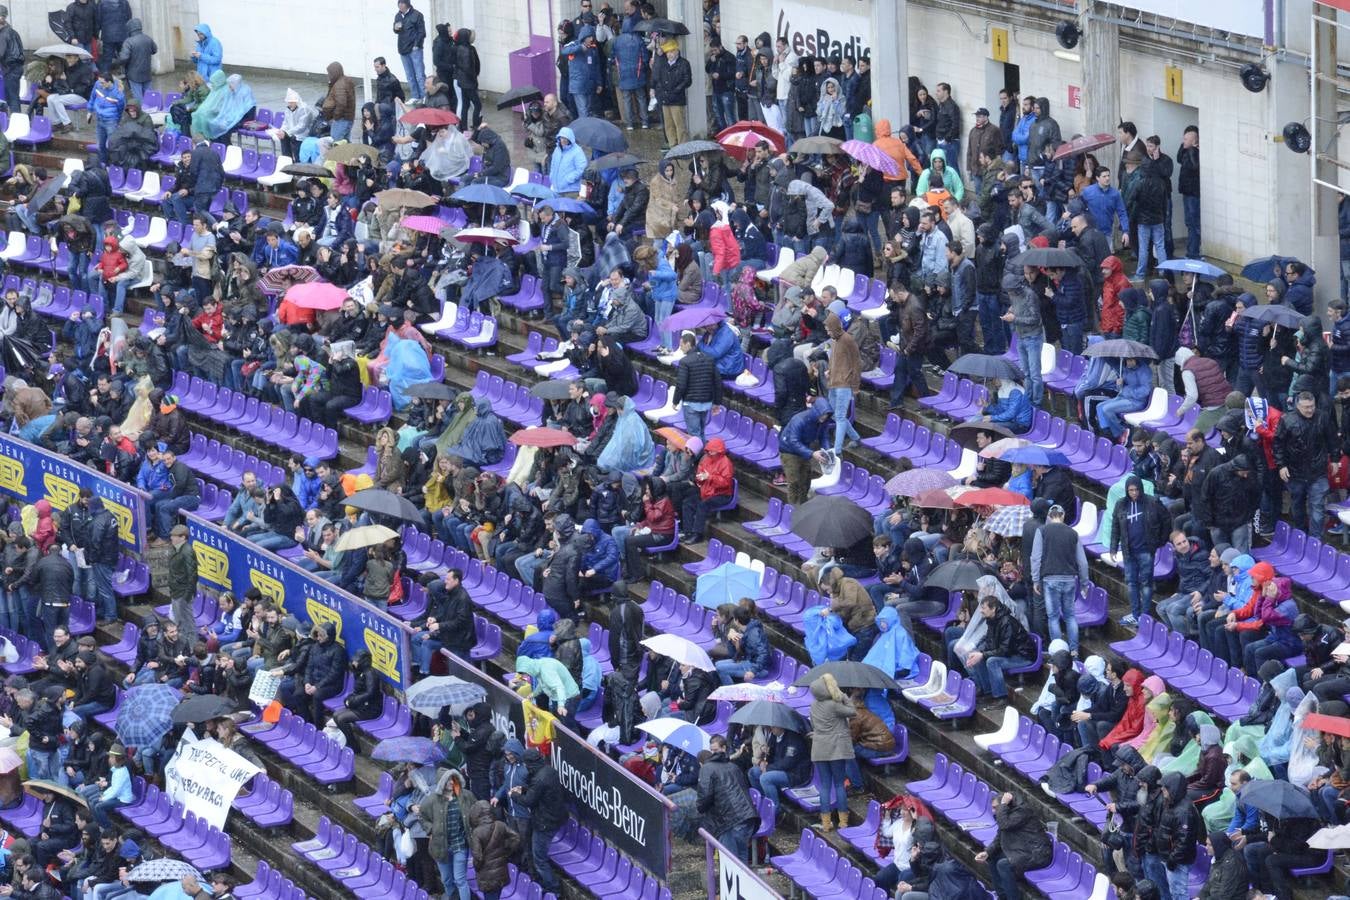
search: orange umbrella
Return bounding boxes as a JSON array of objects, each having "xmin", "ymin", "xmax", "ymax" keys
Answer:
[
  {"xmin": 955, "ymin": 488, "xmax": 1032, "ymax": 509},
  {"xmin": 655, "ymin": 427, "xmax": 689, "ymax": 449},
  {"xmin": 509, "ymin": 427, "xmax": 578, "ymax": 448}
]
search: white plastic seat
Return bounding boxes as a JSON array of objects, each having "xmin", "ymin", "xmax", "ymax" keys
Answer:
[
  {"xmin": 125, "ymin": 171, "xmax": 160, "ymax": 203},
  {"xmin": 1071, "ymin": 501, "xmax": 1099, "ymax": 541},
  {"xmin": 644, "ymin": 385, "xmax": 679, "ymax": 423},
  {"xmin": 809, "ymin": 456, "xmax": 843, "ymax": 492},
  {"xmin": 257, "ymin": 155, "xmax": 294, "ymax": 188},
  {"xmin": 733, "ymin": 551, "xmax": 751, "ymax": 569},
  {"xmin": 132, "ymin": 216, "xmax": 167, "ymax": 248},
  {"xmin": 534, "ymin": 358, "xmax": 571, "ymax": 376},
  {"xmin": 221, "ymin": 144, "xmax": 245, "ymax": 175},
  {"xmin": 462, "ymin": 317, "xmax": 497, "ymax": 348},
  {"xmin": 809, "ymin": 263, "xmax": 836, "ymax": 295},
  {"xmin": 1087, "ymin": 873, "xmax": 1113, "ymax": 900},
  {"xmin": 420, "ymin": 302, "xmax": 458, "ymax": 335},
  {"xmin": 947, "ymin": 448, "xmax": 977, "ymax": 481},
  {"xmin": 832, "ymin": 266, "xmax": 856, "ymax": 299},
  {"xmin": 0, "ymin": 231, "xmax": 25, "ymax": 260},
  {"xmin": 61, "ymin": 158, "xmax": 85, "ymax": 177},
  {"xmin": 2, "ymin": 113, "xmax": 29, "ymax": 142},
  {"xmin": 1124, "ymin": 387, "xmax": 1170, "ymax": 426},
  {"xmin": 756, "ymin": 246, "xmax": 794, "ymax": 282},
  {"xmin": 505, "ymin": 166, "xmax": 529, "ymax": 190},
  {"xmin": 902, "ymin": 661, "xmax": 947, "ymax": 702},
  {"xmin": 1040, "ymin": 341, "xmax": 1058, "ymax": 376},
  {"xmin": 974, "ymin": 706, "xmax": 1020, "ymax": 750}
]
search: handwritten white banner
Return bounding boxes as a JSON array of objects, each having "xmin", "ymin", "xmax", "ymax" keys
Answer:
[{"xmin": 164, "ymin": 734, "xmax": 261, "ymax": 831}]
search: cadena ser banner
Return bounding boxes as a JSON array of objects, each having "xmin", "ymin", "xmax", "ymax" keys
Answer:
[
  {"xmin": 183, "ymin": 511, "xmax": 412, "ymax": 690},
  {"xmin": 0, "ymin": 432, "xmax": 150, "ymax": 554}
]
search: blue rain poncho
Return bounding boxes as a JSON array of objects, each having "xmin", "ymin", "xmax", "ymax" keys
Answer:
[
  {"xmin": 597, "ymin": 403, "xmax": 654, "ymax": 471},
  {"xmin": 447, "ymin": 398, "xmax": 506, "ymax": 468},
  {"xmin": 384, "ymin": 333, "xmax": 432, "ymax": 410}
]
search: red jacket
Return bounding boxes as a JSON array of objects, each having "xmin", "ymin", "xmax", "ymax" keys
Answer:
[
  {"xmin": 95, "ymin": 242, "xmax": 128, "ymax": 283},
  {"xmin": 696, "ymin": 438, "xmax": 735, "ymax": 499},
  {"xmin": 1099, "ymin": 255, "xmax": 1130, "ymax": 334},
  {"xmin": 192, "ymin": 307, "xmax": 224, "ymax": 344},
  {"xmin": 640, "ymin": 497, "xmax": 676, "ymax": 535},
  {"xmin": 1253, "ymin": 407, "xmax": 1282, "ymax": 469},
  {"xmin": 709, "ymin": 221, "xmax": 741, "ymax": 275}
]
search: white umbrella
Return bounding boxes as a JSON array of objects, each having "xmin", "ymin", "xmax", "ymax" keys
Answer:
[
  {"xmin": 334, "ymin": 523, "xmax": 399, "ymax": 553},
  {"xmin": 1309, "ymin": 823, "xmax": 1350, "ymax": 849},
  {"xmin": 709, "ymin": 682, "xmax": 787, "ymax": 702},
  {"xmin": 640, "ymin": 634, "xmax": 715, "ymax": 672},
  {"xmin": 637, "ymin": 717, "xmax": 711, "ymax": 755},
  {"xmin": 36, "ymin": 43, "xmax": 92, "ymax": 59}
]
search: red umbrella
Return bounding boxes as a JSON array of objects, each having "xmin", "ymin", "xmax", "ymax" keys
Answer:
[
  {"xmin": 955, "ymin": 488, "xmax": 1032, "ymax": 509},
  {"xmin": 1052, "ymin": 133, "xmax": 1115, "ymax": 162},
  {"xmin": 284, "ymin": 281, "xmax": 349, "ymax": 311},
  {"xmin": 1305, "ymin": 712, "xmax": 1350, "ymax": 738},
  {"xmin": 715, "ymin": 121, "xmax": 785, "ymax": 162},
  {"xmin": 400, "ymin": 108, "xmax": 459, "ymax": 127},
  {"xmin": 509, "ymin": 427, "xmax": 577, "ymax": 448},
  {"xmin": 401, "ymin": 215, "xmax": 450, "ymax": 236},
  {"xmin": 913, "ymin": 486, "xmax": 976, "ymax": 509}
]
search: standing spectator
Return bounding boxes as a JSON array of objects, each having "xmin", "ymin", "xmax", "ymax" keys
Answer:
[
  {"xmin": 1003, "ymin": 261, "xmax": 1047, "ymax": 406},
  {"xmin": 321, "ymin": 62, "xmax": 356, "ymax": 142},
  {"xmin": 1177, "ymin": 126, "xmax": 1200, "ymax": 258},
  {"xmin": 1081, "ymin": 167, "xmax": 1130, "ymax": 246},
  {"xmin": 372, "ymin": 57, "xmax": 405, "ymax": 105},
  {"xmin": 1026, "ymin": 97, "xmax": 1060, "ymax": 169},
  {"xmin": 1031, "ymin": 504, "xmax": 1089, "ymax": 654},
  {"xmin": 0, "ymin": 7, "xmax": 20, "ymax": 114},
  {"xmin": 652, "ymin": 39, "xmax": 691, "ymax": 150},
  {"xmin": 453, "ymin": 29, "xmax": 482, "ymax": 129},
  {"xmin": 966, "ymin": 107, "xmax": 1003, "ymax": 187},
  {"xmin": 1110, "ymin": 475, "xmax": 1170, "ymax": 627},
  {"xmin": 932, "ymin": 83, "xmax": 961, "ymax": 174},
  {"xmin": 97, "ymin": 0, "xmax": 131, "ymax": 61},
  {"xmin": 1155, "ymin": 772, "xmax": 1202, "ymax": 900},
  {"xmin": 673, "ymin": 330, "xmax": 720, "ymax": 440},
  {"xmin": 116, "ymin": 18, "xmax": 158, "ymax": 105},
  {"xmin": 514, "ymin": 748, "xmax": 565, "ymax": 894},
  {"xmin": 1198, "ymin": 455, "xmax": 1258, "ymax": 554},
  {"xmin": 778, "ymin": 399, "xmax": 832, "ymax": 505},
  {"xmin": 705, "ymin": 41, "xmax": 736, "ymax": 131},
  {"xmin": 611, "ymin": 17, "xmax": 648, "ymax": 130},
  {"xmin": 696, "ymin": 734, "xmax": 759, "ymax": 859},
  {"xmin": 90, "ymin": 71, "xmax": 125, "ymax": 166},
  {"xmin": 1274, "ymin": 390, "xmax": 1338, "ymax": 539},
  {"xmin": 190, "ymin": 23, "xmax": 222, "ymax": 79},
  {"xmin": 66, "ymin": 0, "xmax": 98, "ymax": 53},
  {"xmin": 468, "ymin": 800, "xmax": 520, "ymax": 900},
  {"xmin": 808, "ymin": 673, "xmax": 855, "ymax": 832},
  {"xmin": 562, "ymin": 26, "xmax": 604, "ymax": 119},
  {"xmin": 1132, "ymin": 149, "xmax": 1170, "ymax": 279},
  {"xmin": 165, "ymin": 523, "xmax": 198, "ymax": 630},
  {"xmin": 393, "ymin": 0, "xmax": 427, "ymax": 101},
  {"xmin": 976, "ymin": 793, "xmax": 1053, "ymax": 900},
  {"xmin": 824, "ymin": 312, "xmax": 861, "ymax": 467}
]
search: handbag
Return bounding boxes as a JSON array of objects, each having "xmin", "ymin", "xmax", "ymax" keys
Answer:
[{"xmin": 387, "ymin": 571, "xmax": 405, "ymax": 605}]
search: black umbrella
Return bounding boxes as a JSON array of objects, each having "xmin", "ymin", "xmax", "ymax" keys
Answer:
[
  {"xmin": 495, "ymin": 86, "xmax": 544, "ymax": 109},
  {"xmin": 728, "ymin": 700, "xmax": 808, "ymax": 732},
  {"xmin": 587, "ymin": 152, "xmax": 647, "ymax": 173},
  {"xmin": 948, "ymin": 422, "xmax": 1015, "ymax": 451},
  {"xmin": 635, "ymin": 18, "xmax": 690, "ymax": 35},
  {"xmin": 1083, "ymin": 339, "xmax": 1159, "ymax": 360},
  {"xmin": 530, "ymin": 380, "xmax": 575, "ymax": 401},
  {"xmin": 788, "ymin": 136, "xmax": 843, "ymax": 156},
  {"xmin": 282, "ymin": 163, "xmax": 333, "ymax": 178},
  {"xmin": 47, "ymin": 11, "xmax": 73, "ymax": 43},
  {"xmin": 1238, "ymin": 780, "xmax": 1319, "ymax": 821},
  {"xmin": 1010, "ymin": 247, "xmax": 1082, "ymax": 268},
  {"xmin": 923, "ymin": 560, "xmax": 986, "ymax": 593},
  {"xmin": 345, "ymin": 488, "xmax": 423, "ymax": 523},
  {"xmin": 26, "ymin": 174, "xmax": 67, "ymax": 214},
  {"xmin": 664, "ymin": 140, "xmax": 724, "ymax": 159},
  {"xmin": 792, "ymin": 661, "xmax": 903, "ymax": 692},
  {"xmin": 170, "ymin": 694, "xmax": 236, "ymax": 725},
  {"xmin": 789, "ymin": 495, "xmax": 874, "ymax": 549},
  {"xmin": 568, "ymin": 117, "xmax": 628, "ymax": 153},
  {"xmin": 948, "ymin": 354, "xmax": 1023, "ymax": 383},
  {"xmin": 1240, "ymin": 304, "xmax": 1305, "ymax": 329},
  {"xmin": 403, "ymin": 382, "xmax": 456, "ymax": 401}
]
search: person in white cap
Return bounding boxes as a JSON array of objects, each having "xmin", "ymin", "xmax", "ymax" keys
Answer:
[{"xmin": 270, "ymin": 89, "xmax": 318, "ymax": 161}]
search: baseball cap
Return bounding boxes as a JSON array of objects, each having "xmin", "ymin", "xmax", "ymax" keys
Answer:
[{"xmin": 975, "ymin": 107, "xmax": 990, "ymax": 117}]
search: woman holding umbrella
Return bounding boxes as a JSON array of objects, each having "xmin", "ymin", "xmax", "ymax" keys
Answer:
[{"xmin": 808, "ymin": 672, "xmax": 856, "ymax": 832}]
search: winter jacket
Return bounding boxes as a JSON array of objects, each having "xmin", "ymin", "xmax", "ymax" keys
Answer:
[
  {"xmin": 697, "ymin": 749, "xmax": 758, "ymax": 835},
  {"xmin": 1198, "ymin": 459, "xmax": 1260, "ymax": 530},
  {"xmin": 548, "ymin": 126, "xmax": 587, "ymax": 194},
  {"xmin": 1285, "ymin": 269, "xmax": 1317, "ymax": 316},
  {"xmin": 780, "ymin": 399, "xmax": 831, "ymax": 459},
  {"xmin": 562, "ymin": 27, "xmax": 604, "ymax": 95},
  {"xmin": 519, "ymin": 749, "xmax": 568, "ymax": 831},
  {"xmin": 1110, "ymin": 478, "xmax": 1170, "ymax": 555},
  {"xmin": 988, "ymin": 798, "xmax": 1053, "ymax": 872},
  {"xmin": 1274, "ymin": 403, "xmax": 1339, "ymax": 482},
  {"xmin": 303, "ymin": 624, "xmax": 347, "ymax": 697},
  {"xmin": 652, "ymin": 53, "xmax": 692, "ymax": 107},
  {"xmin": 321, "ymin": 62, "xmax": 356, "ymax": 123},
  {"xmin": 1198, "ymin": 832, "xmax": 1248, "ymax": 900},
  {"xmin": 1154, "ymin": 772, "xmax": 1201, "ymax": 866},
  {"xmin": 696, "ymin": 438, "xmax": 734, "ymax": 499},
  {"xmin": 117, "ymin": 19, "xmax": 158, "ymax": 84},
  {"xmin": 983, "ymin": 386, "xmax": 1033, "ymax": 433},
  {"xmin": 700, "ymin": 321, "xmax": 744, "ymax": 377},
  {"xmin": 393, "ymin": 4, "xmax": 426, "ymax": 55},
  {"xmin": 468, "ymin": 801, "xmax": 520, "ymax": 893},
  {"xmin": 611, "ymin": 22, "xmax": 647, "ymax": 91},
  {"xmin": 1099, "ymin": 256, "xmax": 1129, "ymax": 334},
  {"xmin": 674, "ymin": 347, "xmax": 721, "ymax": 406},
  {"xmin": 192, "ymin": 23, "xmax": 222, "ymax": 78},
  {"xmin": 453, "ymin": 29, "xmax": 480, "ymax": 89}
]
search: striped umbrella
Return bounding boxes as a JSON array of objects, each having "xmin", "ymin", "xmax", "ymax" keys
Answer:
[
  {"xmin": 985, "ymin": 504, "xmax": 1035, "ymax": 537},
  {"xmin": 258, "ymin": 264, "xmax": 319, "ymax": 294}
]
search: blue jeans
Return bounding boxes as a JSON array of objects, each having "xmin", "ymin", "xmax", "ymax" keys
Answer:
[
  {"xmin": 712, "ymin": 92, "xmax": 735, "ymax": 131},
  {"xmin": 71, "ymin": 700, "xmax": 111, "ymax": 722},
  {"xmin": 829, "ymin": 387, "xmax": 860, "ymax": 454},
  {"xmin": 95, "ymin": 118, "xmax": 116, "ymax": 164},
  {"xmin": 91, "ymin": 562, "xmax": 115, "ymax": 621},
  {"xmin": 1059, "ymin": 321, "xmax": 1085, "ymax": 356},
  {"xmin": 573, "ymin": 91, "xmax": 593, "ymax": 119},
  {"xmin": 400, "ymin": 52, "xmax": 426, "ymax": 100},
  {"xmin": 152, "ymin": 495, "xmax": 200, "ymax": 539},
  {"xmin": 129, "ymin": 80, "xmax": 150, "ymax": 104},
  {"xmin": 815, "ymin": 758, "xmax": 848, "ymax": 813},
  {"xmin": 1183, "ymin": 194, "xmax": 1201, "ymax": 258},
  {"xmin": 437, "ymin": 850, "xmax": 469, "ymax": 900},
  {"xmin": 802, "ymin": 116, "xmax": 819, "ymax": 137},
  {"xmin": 970, "ymin": 654, "xmax": 1031, "ymax": 699},
  {"xmin": 1122, "ymin": 550, "xmax": 1155, "ymax": 618},
  {"xmin": 1289, "ymin": 476, "xmax": 1330, "ymax": 539},
  {"xmin": 1096, "ymin": 395, "xmax": 1144, "ymax": 439},
  {"xmin": 1042, "ymin": 576, "xmax": 1079, "ymax": 652},
  {"xmin": 937, "ymin": 139, "xmax": 960, "ymax": 175},
  {"xmin": 989, "ymin": 853, "xmax": 1022, "ymax": 900},
  {"xmin": 719, "ymin": 820, "xmax": 755, "ymax": 862},
  {"xmin": 251, "ymin": 530, "xmax": 296, "ymax": 551},
  {"xmin": 27, "ymin": 749, "xmax": 59, "ymax": 782},
  {"xmin": 516, "ymin": 551, "xmax": 549, "ymax": 588},
  {"xmin": 1135, "ymin": 222, "xmax": 1167, "ymax": 277},
  {"xmin": 715, "ymin": 659, "xmax": 756, "ymax": 685},
  {"xmin": 531, "ymin": 826, "xmax": 560, "ymax": 892},
  {"xmin": 164, "ymin": 192, "xmax": 193, "ymax": 228},
  {"xmin": 683, "ymin": 401, "xmax": 711, "ymax": 440},
  {"xmin": 1016, "ymin": 330, "xmax": 1045, "ymax": 405},
  {"xmin": 1165, "ymin": 864, "xmax": 1190, "ymax": 900},
  {"xmin": 748, "ymin": 767, "xmax": 790, "ymax": 807},
  {"xmin": 329, "ymin": 119, "xmax": 353, "ymax": 142},
  {"xmin": 977, "ymin": 292, "xmax": 1008, "ymax": 354},
  {"xmin": 109, "ymin": 279, "xmax": 130, "ymax": 314},
  {"xmin": 68, "ymin": 251, "xmax": 90, "ymax": 293},
  {"xmin": 413, "ymin": 632, "xmax": 442, "ymax": 673}
]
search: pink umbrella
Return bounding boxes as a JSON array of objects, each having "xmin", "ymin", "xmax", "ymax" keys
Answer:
[
  {"xmin": 453, "ymin": 227, "xmax": 520, "ymax": 245},
  {"xmin": 284, "ymin": 281, "xmax": 349, "ymax": 311},
  {"xmin": 401, "ymin": 215, "xmax": 450, "ymax": 236},
  {"xmin": 839, "ymin": 139, "xmax": 900, "ymax": 177}
]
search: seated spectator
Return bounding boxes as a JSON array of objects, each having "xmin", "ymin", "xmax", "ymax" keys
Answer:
[
  {"xmin": 970, "ymin": 376, "xmax": 1032, "ymax": 434},
  {"xmin": 747, "ymin": 724, "xmax": 811, "ymax": 808},
  {"xmin": 713, "ymin": 607, "xmax": 770, "ymax": 686}
]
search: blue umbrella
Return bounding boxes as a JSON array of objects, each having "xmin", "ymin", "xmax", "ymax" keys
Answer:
[
  {"xmin": 509, "ymin": 182, "xmax": 557, "ymax": 201},
  {"xmin": 1002, "ymin": 446, "xmax": 1072, "ymax": 467},
  {"xmin": 1241, "ymin": 304, "xmax": 1305, "ymax": 329},
  {"xmin": 695, "ymin": 562, "xmax": 762, "ymax": 609},
  {"xmin": 550, "ymin": 197, "xmax": 598, "ymax": 216},
  {"xmin": 1239, "ymin": 256, "xmax": 1297, "ymax": 283},
  {"xmin": 451, "ymin": 183, "xmax": 517, "ymax": 207},
  {"xmin": 1157, "ymin": 258, "xmax": 1226, "ymax": 279},
  {"xmin": 115, "ymin": 684, "xmax": 180, "ymax": 748},
  {"xmin": 371, "ymin": 736, "xmax": 447, "ymax": 765},
  {"xmin": 403, "ymin": 676, "xmax": 488, "ymax": 714},
  {"xmin": 637, "ymin": 717, "xmax": 711, "ymax": 754}
]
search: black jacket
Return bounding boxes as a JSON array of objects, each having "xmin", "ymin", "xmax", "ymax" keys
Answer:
[
  {"xmin": 652, "ymin": 54, "xmax": 692, "ymax": 106},
  {"xmin": 1154, "ymin": 772, "xmax": 1201, "ymax": 866},
  {"xmin": 1109, "ymin": 483, "xmax": 1170, "ymax": 555},
  {"xmin": 453, "ymin": 30, "xmax": 481, "ymax": 89},
  {"xmin": 303, "ymin": 624, "xmax": 348, "ymax": 697},
  {"xmin": 674, "ymin": 347, "xmax": 721, "ymax": 406},
  {"xmin": 764, "ymin": 730, "xmax": 811, "ymax": 787},
  {"xmin": 75, "ymin": 660, "xmax": 115, "ymax": 708},
  {"xmin": 987, "ymin": 798, "xmax": 1052, "ymax": 872},
  {"xmin": 696, "ymin": 750, "xmax": 758, "ymax": 835},
  {"xmin": 614, "ymin": 181, "xmax": 649, "ymax": 231},
  {"xmin": 977, "ymin": 606, "xmax": 1037, "ymax": 661},
  {"xmin": 1197, "ymin": 459, "xmax": 1259, "ymax": 529},
  {"xmin": 440, "ymin": 583, "xmax": 475, "ymax": 655},
  {"xmin": 66, "ymin": 0, "xmax": 98, "ymax": 43},
  {"xmin": 477, "ymin": 128, "xmax": 511, "ymax": 185},
  {"xmin": 519, "ymin": 749, "xmax": 568, "ymax": 830},
  {"xmin": 1199, "ymin": 833, "xmax": 1248, "ymax": 900},
  {"xmin": 541, "ymin": 535, "xmax": 582, "ymax": 618},
  {"xmin": 394, "ymin": 6, "xmax": 426, "ymax": 55},
  {"xmin": 26, "ymin": 552, "xmax": 74, "ymax": 607},
  {"xmin": 1033, "ymin": 466, "xmax": 1075, "ymax": 516},
  {"xmin": 1274, "ymin": 404, "xmax": 1339, "ymax": 482},
  {"xmin": 345, "ymin": 663, "xmax": 383, "ymax": 719}
]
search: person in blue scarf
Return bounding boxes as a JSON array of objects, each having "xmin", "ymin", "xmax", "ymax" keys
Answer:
[
  {"xmin": 861, "ymin": 606, "xmax": 919, "ymax": 729},
  {"xmin": 447, "ymin": 397, "xmax": 506, "ymax": 468},
  {"xmin": 596, "ymin": 397, "xmax": 654, "ymax": 471}
]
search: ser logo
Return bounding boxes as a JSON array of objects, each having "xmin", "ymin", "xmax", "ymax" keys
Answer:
[
  {"xmin": 364, "ymin": 629, "xmax": 401, "ymax": 684},
  {"xmin": 41, "ymin": 474, "xmax": 80, "ymax": 511},
  {"xmin": 193, "ymin": 543, "xmax": 231, "ymax": 588},
  {"xmin": 103, "ymin": 499, "xmax": 135, "ymax": 544},
  {"xmin": 250, "ymin": 568, "xmax": 285, "ymax": 607},
  {"xmin": 0, "ymin": 456, "xmax": 25, "ymax": 497},
  {"xmin": 306, "ymin": 601, "xmax": 344, "ymax": 642}
]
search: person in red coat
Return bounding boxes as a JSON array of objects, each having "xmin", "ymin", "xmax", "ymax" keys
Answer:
[
  {"xmin": 680, "ymin": 437, "xmax": 735, "ymax": 544},
  {"xmin": 1099, "ymin": 255, "xmax": 1130, "ymax": 338}
]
